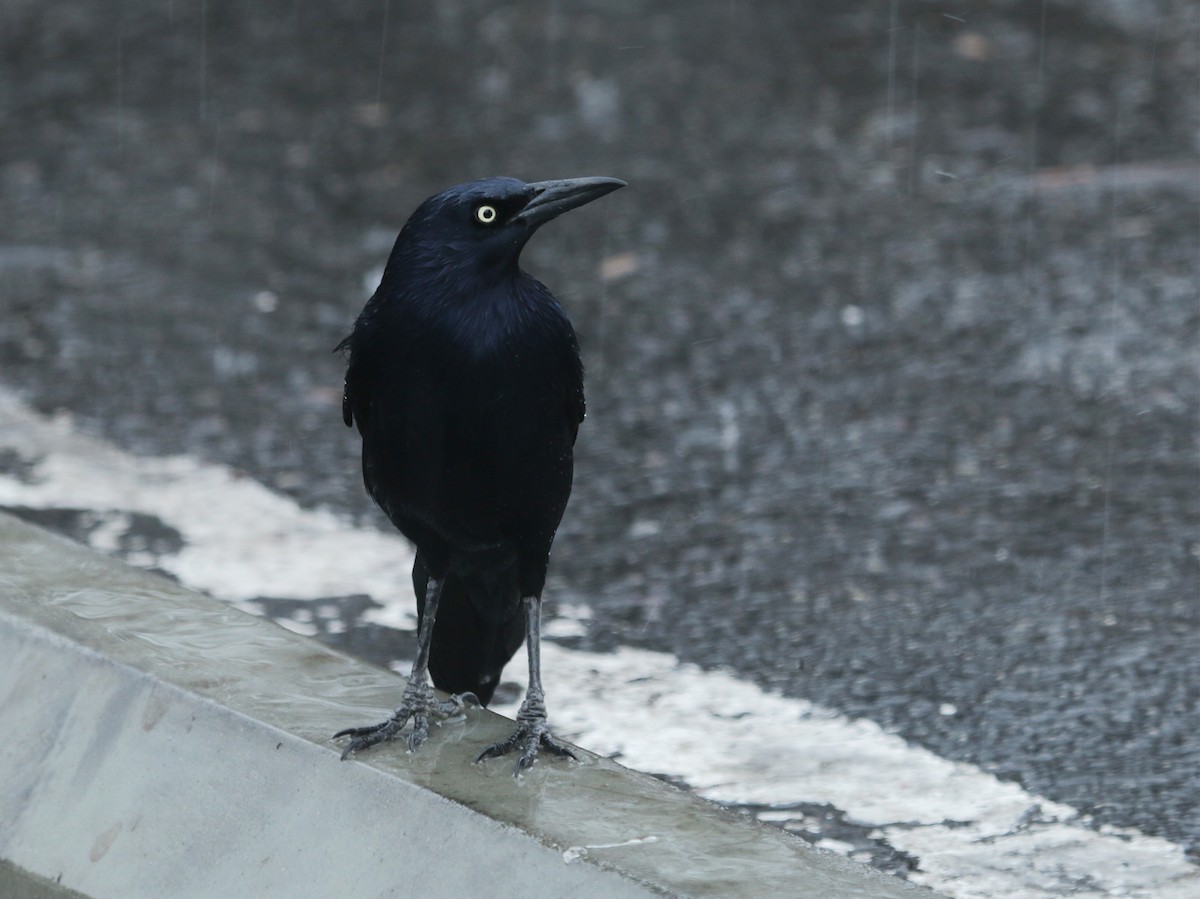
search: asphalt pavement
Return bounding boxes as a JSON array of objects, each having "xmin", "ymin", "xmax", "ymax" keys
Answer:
[{"xmin": 1, "ymin": 0, "xmax": 1197, "ymax": 882}]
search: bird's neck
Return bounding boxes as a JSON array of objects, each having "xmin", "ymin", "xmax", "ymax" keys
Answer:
[{"xmin": 392, "ymin": 240, "xmax": 524, "ymax": 295}]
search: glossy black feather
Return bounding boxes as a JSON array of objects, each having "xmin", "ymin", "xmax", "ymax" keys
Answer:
[{"xmin": 338, "ymin": 176, "xmax": 612, "ymax": 704}]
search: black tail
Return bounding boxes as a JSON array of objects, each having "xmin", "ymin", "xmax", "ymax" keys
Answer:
[{"xmin": 413, "ymin": 549, "xmax": 526, "ymax": 707}]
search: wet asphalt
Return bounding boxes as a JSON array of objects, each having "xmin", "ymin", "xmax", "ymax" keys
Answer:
[{"xmin": 1, "ymin": 0, "xmax": 1197, "ymax": 862}]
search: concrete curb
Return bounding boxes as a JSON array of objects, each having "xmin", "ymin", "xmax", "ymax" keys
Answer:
[{"xmin": 0, "ymin": 512, "xmax": 933, "ymax": 898}]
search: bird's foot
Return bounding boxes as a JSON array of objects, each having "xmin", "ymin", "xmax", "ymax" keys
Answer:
[
  {"xmin": 334, "ymin": 682, "xmax": 479, "ymax": 760},
  {"xmin": 475, "ymin": 701, "xmax": 576, "ymax": 776}
]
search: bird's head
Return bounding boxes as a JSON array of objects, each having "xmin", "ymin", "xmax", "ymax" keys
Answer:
[{"xmin": 394, "ymin": 176, "xmax": 625, "ymax": 280}]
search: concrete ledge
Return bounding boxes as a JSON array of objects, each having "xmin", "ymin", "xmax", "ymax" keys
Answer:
[{"xmin": 0, "ymin": 512, "xmax": 931, "ymax": 898}]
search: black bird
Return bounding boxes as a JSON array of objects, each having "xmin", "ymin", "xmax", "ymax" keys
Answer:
[{"xmin": 333, "ymin": 175, "xmax": 624, "ymax": 773}]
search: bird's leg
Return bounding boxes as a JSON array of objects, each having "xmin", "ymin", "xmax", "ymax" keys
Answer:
[
  {"xmin": 335, "ymin": 577, "xmax": 478, "ymax": 759},
  {"xmin": 476, "ymin": 596, "xmax": 577, "ymax": 775}
]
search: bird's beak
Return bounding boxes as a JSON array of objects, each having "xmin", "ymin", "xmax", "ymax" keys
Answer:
[{"xmin": 514, "ymin": 177, "xmax": 626, "ymax": 229}]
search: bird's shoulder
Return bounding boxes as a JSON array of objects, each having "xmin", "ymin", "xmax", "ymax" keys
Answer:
[{"xmin": 336, "ymin": 288, "xmax": 401, "ymax": 429}]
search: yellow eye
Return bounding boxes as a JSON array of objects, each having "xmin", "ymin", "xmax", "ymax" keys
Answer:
[{"xmin": 475, "ymin": 204, "xmax": 498, "ymax": 224}]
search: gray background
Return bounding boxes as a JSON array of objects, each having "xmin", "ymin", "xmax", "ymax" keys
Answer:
[{"xmin": 2, "ymin": 0, "xmax": 1197, "ymax": 863}]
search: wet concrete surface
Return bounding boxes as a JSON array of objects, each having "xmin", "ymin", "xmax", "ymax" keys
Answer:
[
  {"xmin": 6, "ymin": 512, "xmax": 931, "ymax": 899},
  {"xmin": 1, "ymin": 0, "xmax": 1198, "ymax": 863}
]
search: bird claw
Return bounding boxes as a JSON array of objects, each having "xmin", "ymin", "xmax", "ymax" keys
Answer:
[
  {"xmin": 334, "ymin": 715, "xmax": 410, "ymax": 760},
  {"xmin": 475, "ymin": 722, "xmax": 577, "ymax": 776},
  {"xmin": 334, "ymin": 682, "xmax": 476, "ymax": 760}
]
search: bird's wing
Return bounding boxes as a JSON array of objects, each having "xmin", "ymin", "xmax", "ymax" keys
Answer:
[
  {"xmin": 565, "ymin": 329, "xmax": 586, "ymax": 444},
  {"xmin": 335, "ymin": 318, "xmax": 382, "ymax": 431},
  {"xmin": 569, "ymin": 377, "xmax": 585, "ymax": 444},
  {"xmin": 333, "ymin": 333, "xmax": 356, "ymax": 427}
]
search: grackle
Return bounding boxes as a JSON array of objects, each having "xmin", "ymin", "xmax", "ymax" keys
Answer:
[{"xmin": 333, "ymin": 176, "xmax": 624, "ymax": 773}]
